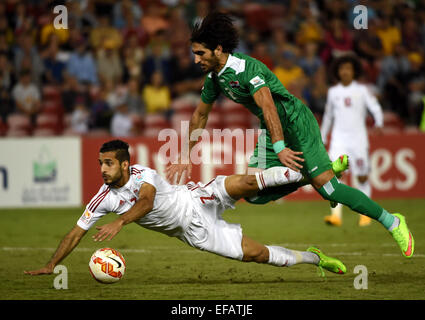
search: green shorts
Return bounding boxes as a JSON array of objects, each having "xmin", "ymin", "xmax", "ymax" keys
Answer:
[{"xmin": 248, "ymin": 100, "xmax": 331, "ymax": 179}]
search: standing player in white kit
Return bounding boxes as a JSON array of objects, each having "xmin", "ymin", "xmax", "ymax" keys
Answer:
[
  {"xmin": 24, "ymin": 140, "xmax": 347, "ymax": 277},
  {"xmin": 321, "ymin": 55, "xmax": 384, "ymax": 227}
]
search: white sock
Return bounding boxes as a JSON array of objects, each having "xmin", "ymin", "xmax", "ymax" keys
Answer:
[
  {"xmin": 331, "ymin": 203, "xmax": 343, "ymax": 219},
  {"xmin": 265, "ymin": 246, "xmax": 319, "ymax": 267},
  {"xmin": 255, "ymin": 167, "xmax": 303, "ymax": 190}
]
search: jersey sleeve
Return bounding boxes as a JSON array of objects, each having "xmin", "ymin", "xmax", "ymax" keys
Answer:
[
  {"xmin": 320, "ymin": 90, "xmax": 334, "ymax": 144},
  {"xmin": 77, "ymin": 185, "xmax": 110, "ymax": 230},
  {"xmin": 243, "ymin": 60, "xmax": 269, "ymax": 96},
  {"xmin": 131, "ymin": 165, "xmax": 158, "ymax": 189},
  {"xmin": 200, "ymin": 73, "xmax": 220, "ymax": 104},
  {"xmin": 363, "ymin": 86, "xmax": 383, "ymax": 128}
]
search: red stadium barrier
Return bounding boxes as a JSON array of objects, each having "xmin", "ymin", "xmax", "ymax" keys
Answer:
[{"xmin": 81, "ymin": 132, "xmax": 425, "ymax": 205}]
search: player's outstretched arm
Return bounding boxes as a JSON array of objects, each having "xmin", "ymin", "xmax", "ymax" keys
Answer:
[
  {"xmin": 165, "ymin": 100, "xmax": 213, "ymax": 184},
  {"xmin": 24, "ymin": 225, "xmax": 87, "ymax": 275},
  {"xmin": 92, "ymin": 183, "xmax": 156, "ymax": 242}
]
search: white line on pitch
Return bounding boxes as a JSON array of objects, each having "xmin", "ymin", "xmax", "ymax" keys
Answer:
[{"xmin": 1, "ymin": 246, "xmax": 423, "ymax": 257}]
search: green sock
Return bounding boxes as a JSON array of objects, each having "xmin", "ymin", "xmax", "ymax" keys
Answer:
[
  {"xmin": 378, "ymin": 209, "xmax": 396, "ymax": 230},
  {"xmin": 317, "ymin": 177, "xmax": 391, "ymax": 226}
]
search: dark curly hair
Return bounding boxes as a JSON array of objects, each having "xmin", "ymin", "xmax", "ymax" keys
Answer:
[
  {"xmin": 100, "ymin": 140, "xmax": 130, "ymax": 164},
  {"xmin": 190, "ymin": 11, "xmax": 239, "ymax": 53},
  {"xmin": 331, "ymin": 54, "xmax": 363, "ymax": 82}
]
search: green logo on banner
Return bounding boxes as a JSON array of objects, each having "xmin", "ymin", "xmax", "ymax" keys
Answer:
[{"xmin": 33, "ymin": 145, "xmax": 57, "ymax": 183}]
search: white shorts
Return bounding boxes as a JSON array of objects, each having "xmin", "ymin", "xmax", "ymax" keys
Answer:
[
  {"xmin": 180, "ymin": 175, "xmax": 244, "ymax": 260},
  {"xmin": 329, "ymin": 142, "xmax": 370, "ymax": 177}
]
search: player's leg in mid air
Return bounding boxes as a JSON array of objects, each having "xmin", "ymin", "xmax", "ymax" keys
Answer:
[
  {"xmin": 188, "ymin": 174, "xmax": 346, "ymax": 275},
  {"xmin": 240, "ymin": 235, "xmax": 346, "ymax": 274},
  {"xmin": 243, "ymin": 133, "xmax": 349, "ymax": 205},
  {"xmin": 290, "ymin": 102, "xmax": 414, "ymax": 258}
]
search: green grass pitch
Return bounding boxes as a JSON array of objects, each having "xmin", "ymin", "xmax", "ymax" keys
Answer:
[{"xmin": 1, "ymin": 199, "xmax": 424, "ymax": 300}]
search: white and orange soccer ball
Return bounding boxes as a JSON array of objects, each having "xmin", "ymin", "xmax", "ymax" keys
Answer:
[{"xmin": 89, "ymin": 248, "xmax": 126, "ymax": 284}]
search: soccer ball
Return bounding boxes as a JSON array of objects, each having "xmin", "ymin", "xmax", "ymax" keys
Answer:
[{"xmin": 89, "ymin": 248, "xmax": 126, "ymax": 284}]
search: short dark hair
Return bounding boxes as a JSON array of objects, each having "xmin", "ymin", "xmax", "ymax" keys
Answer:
[
  {"xmin": 190, "ymin": 11, "xmax": 239, "ymax": 53},
  {"xmin": 99, "ymin": 140, "xmax": 130, "ymax": 164},
  {"xmin": 331, "ymin": 54, "xmax": 363, "ymax": 82}
]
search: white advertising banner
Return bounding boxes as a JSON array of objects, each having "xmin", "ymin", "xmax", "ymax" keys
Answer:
[{"xmin": 0, "ymin": 137, "xmax": 81, "ymax": 207}]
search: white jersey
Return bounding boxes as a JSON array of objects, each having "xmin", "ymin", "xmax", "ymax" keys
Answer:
[
  {"xmin": 320, "ymin": 81, "xmax": 383, "ymax": 149},
  {"xmin": 77, "ymin": 164, "xmax": 195, "ymax": 238}
]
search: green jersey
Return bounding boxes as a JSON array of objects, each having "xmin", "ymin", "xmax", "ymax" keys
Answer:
[{"xmin": 200, "ymin": 52, "xmax": 301, "ymax": 123}]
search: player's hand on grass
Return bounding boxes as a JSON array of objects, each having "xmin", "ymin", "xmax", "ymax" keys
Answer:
[
  {"xmin": 24, "ymin": 266, "xmax": 54, "ymax": 275},
  {"xmin": 93, "ymin": 219, "xmax": 124, "ymax": 242},
  {"xmin": 165, "ymin": 158, "xmax": 192, "ymax": 184},
  {"xmin": 277, "ymin": 148, "xmax": 304, "ymax": 172}
]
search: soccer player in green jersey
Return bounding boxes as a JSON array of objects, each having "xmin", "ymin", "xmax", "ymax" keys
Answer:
[{"xmin": 165, "ymin": 12, "xmax": 414, "ymax": 258}]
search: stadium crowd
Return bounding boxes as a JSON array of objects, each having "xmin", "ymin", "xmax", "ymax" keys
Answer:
[{"xmin": 0, "ymin": 0, "xmax": 424, "ymax": 137}]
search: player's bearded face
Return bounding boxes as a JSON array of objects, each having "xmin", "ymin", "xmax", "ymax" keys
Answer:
[
  {"xmin": 192, "ymin": 42, "xmax": 220, "ymax": 73},
  {"xmin": 99, "ymin": 152, "xmax": 126, "ymax": 187}
]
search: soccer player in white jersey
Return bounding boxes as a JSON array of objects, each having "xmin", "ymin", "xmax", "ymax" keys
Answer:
[
  {"xmin": 25, "ymin": 139, "xmax": 347, "ymax": 277},
  {"xmin": 320, "ymin": 55, "xmax": 384, "ymax": 227}
]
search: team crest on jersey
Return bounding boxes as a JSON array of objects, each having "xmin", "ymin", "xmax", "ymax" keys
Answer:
[
  {"xmin": 249, "ymin": 76, "xmax": 265, "ymax": 88},
  {"xmin": 80, "ymin": 209, "xmax": 93, "ymax": 225},
  {"xmin": 229, "ymin": 80, "xmax": 240, "ymax": 88},
  {"xmin": 135, "ymin": 174, "xmax": 144, "ymax": 183}
]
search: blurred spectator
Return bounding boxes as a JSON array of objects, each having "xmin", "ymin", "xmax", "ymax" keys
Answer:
[
  {"xmin": 321, "ymin": 17, "xmax": 354, "ymax": 65},
  {"xmin": 268, "ymin": 28, "xmax": 299, "ymax": 59},
  {"xmin": 90, "ymin": 85, "xmax": 112, "ymax": 130},
  {"xmin": 39, "ymin": 10, "xmax": 70, "ymax": 47},
  {"xmin": 166, "ymin": 6, "xmax": 192, "ymax": 53},
  {"xmin": 294, "ymin": 4, "xmax": 323, "ymax": 46},
  {"xmin": 105, "ymin": 80, "xmax": 128, "ymax": 110},
  {"xmin": 66, "ymin": 37, "xmax": 98, "ymax": 85},
  {"xmin": 0, "ymin": 52, "xmax": 15, "ymax": 92},
  {"xmin": 0, "ymin": 33, "xmax": 12, "ymax": 61},
  {"xmin": 113, "ymin": 0, "xmax": 142, "ymax": 30},
  {"xmin": 70, "ymin": 101, "xmax": 90, "ymax": 134},
  {"xmin": 377, "ymin": 44, "xmax": 410, "ymax": 99},
  {"xmin": 122, "ymin": 33, "xmax": 145, "ymax": 83},
  {"xmin": 142, "ymin": 70, "xmax": 171, "ymax": 115},
  {"xmin": 110, "ymin": 102, "xmax": 136, "ymax": 137},
  {"xmin": 96, "ymin": 39, "xmax": 123, "ymax": 85},
  {"xmin": 143, "ymin": 37, "xmax": 171, "ymax": 85},
  {"xmin": 190, "ymin": 0, "xmax": 211, "ymax": 28},
  {"xmin": 14, "ymin": 32, "xmax": 44, "ymax": 87},
  {"xmin": 0, "ymin": 15, "xmax": 14, "ymax": 46},
  {"xmin": 376, "ymin": 13, "xmax": 401, "ymax": 57},
  {"xmin": 90, "ymin": 14, "xmax": 123, "ymax": 51},
  {"xmin": 405, "ymin": 52, "xmax": 425, "ymax": 125},
  {"xmin": 251, "ymin": 41, "xmax": 274, "ymax": 70},
  {"xmin": 308, "ymin": 68, "xmax": 328, "ymax": 115},
  {"xmin": 0, "ymin": 52, "xmax": 15, "ymax": 122},
  {"xmin": 273, "ymin": 51, "xmax": 306, "ymax": 98},
  {"xmin": 11, "ymin": 69, "xmax": 41, "ymax": 125},
  {"xmin": 298, "ymin": 41, "xmax": 324, "ymax": 78},
  {"xmin": 354, "ymin": 18, "xmax": 384, "ymax": 82},
  {"xmin": 67, "ymin": 0, "xmax": 97, "ymax": 40},
  {"xmin": 169, "ymin": 48, "xmax": 203, "ymax": 104},
  {"xmin": 355, "ymin": 19, "xmax": 384, "ymax": 62},
  {"xmin": 61, "ymin": 75, "xmax": 92, "ymax": 114},
  {"xmin": 126, "ymin": 78, "xmax": 145, "ymax": 116},
  {"xmin": 41, "ymin": 34, "xmax": 66, "ymax": 85},
  {"xmin": 141, "ymin": 2, "xmax": 169, "ymax": 36},
  {"xmin": 401, "ymin": 19, "xmax": 422, "ymax": 52}
]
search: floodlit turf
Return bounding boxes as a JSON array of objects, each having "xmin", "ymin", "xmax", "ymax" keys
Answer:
[{"xmin": 1, "ymin": 199, "xmax": 424, "ymax": 300}]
